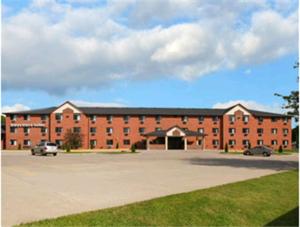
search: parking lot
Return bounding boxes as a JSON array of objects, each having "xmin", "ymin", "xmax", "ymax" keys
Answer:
[{"xmin": 2, "ymin": 150, "xmax": 298, "ymax": 226}]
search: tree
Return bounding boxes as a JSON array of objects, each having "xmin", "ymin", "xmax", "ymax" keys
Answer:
[
  {"xmin": 63, "ymin": 129, "xmax": 83, "ymax": 150},
  {"xmin": 292, "ymin": 125, "xmax": 299, "ymax": 148},
  {"xmin": 131, "ymin": 144, "xmax": 136, "ymax": 153},
  {"xmin": 275, "ymin": 62, "xmax": 299, "ymax": 122},
  {"xmin": 278, "ymin": 145, "xmax": 283, "ymax": 153}
]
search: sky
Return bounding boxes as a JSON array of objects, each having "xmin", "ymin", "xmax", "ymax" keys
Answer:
[{"xmin": 1, "ymin": 0, "xmax": 299, "ymax": 113}]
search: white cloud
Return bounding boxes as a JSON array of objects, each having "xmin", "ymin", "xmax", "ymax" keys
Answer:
[
  {"xmin": 71, "ymin": 100, "xmax": 126, "ymax": 107},
  {"xmin": 2, "ymin": 0, "xmax": 298, "ymax": 94},
  {"xmin": 2, "ymin": 104, "xmax": 31, "ymax": 113},
  {"xmin": 213, "ymin": 100, "xmax": 283, "ymax": 113}
]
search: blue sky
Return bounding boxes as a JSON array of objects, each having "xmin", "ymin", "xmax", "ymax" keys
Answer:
[{"xmin": 2, "ymin": 0, "xmax": 298, "ymax": 113}]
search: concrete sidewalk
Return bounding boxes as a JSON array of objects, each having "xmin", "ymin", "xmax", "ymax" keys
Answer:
[{"xmin": 2, "ymin": 150, "xmax": 298, "ymax": 226}]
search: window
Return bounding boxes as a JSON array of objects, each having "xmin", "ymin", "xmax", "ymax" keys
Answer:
[
  {"xmin": 55, "ymin": 113, "xmax": 62, "ymax": 121},
  {"xmin": 73, "ymin": 114, "xmax": 81, "ymax": 121},
  {"xmin": 243, "ymin": 140, "xmax": 249, "ymax": 146},
  {"xmin": 229, "ymin": 128, "xmax": 235, "ymax": 134},
  {"xmin": 212, "ymin": 116, "xmax": 219, "ymax": 122},
  {"xmin": 73, "ymin": 127, "xmax": 81, "ymax": 133},
  {"xmin": 271, "ymin": 140, "xmax": 278, "ymax": 145},
  {"xmin": 41, "ymin": 127, "xmax": 47, "ymax": 133},
  {"xmin": 182, "ymin": 116, "xmax": 188, "ymax": 123},
  {"xmin": 123, "ymin": 127, "xmax": 130, "ymax": 134},
  {"xmin": 257, "ymin": 140, "xmax": 264, "ymax": 145},
  {"xmin": 40, "ymin": 140, "xmax": 46, "ymax": 144},
  {"xmin": 106, "ymin": 127, "xmax": 113, "ymax": 134},
  {"xmin": 283, "ymin": 128, "xmax": 289, "ymax": 135},
  {"xmin": 271, "ymin": 117, "xmax": 277, "ymax": 122},
  {"xmin": 155, "ymin": 115, "xmax": 161, "ymax": 123},
  {"xmin": 198, "ymin": 116, "xmax": 204, "ymax": 122},
  {"xmin": 24, "ymin": 127, "xmax": 30, "ymax": 134},
  {"xmin": 139, "ymin": 115, "xmax": 145, "ymax": 122},
  {"xmin": 283, "ymin": 140, "xmax": 289, "ymax": 146},
  {"xmin": 213, "ymin": 140, "xmax": 219, "ymax": 146},
  {"xmin": 212, "ymin": 128, "xmax": 219, "ymax": 134},
  {"xmin": 283, "ymin": 117, "xmax": 288, "ymax": 123},
  {"xmin": 55, "ymin": 140, "xmax": 62, "ymax": 146},
  {"xmin": 106, "ymin": 139, "xmax": 113, "ymax": 145},
  {"xmin": 242, "ymin": 128, "xmax": 250, "ymax": 134},
  {"xmin": 229, "ymin": 115, "xmax": 235, "ymax": 123},
  {"xmin": 229, "ymin": 140, "xmax": 236, "ymax": 145},
  {"xmin": 55, "ymin": 127, "xmax": 62, "ymax": 133},
  {"xmin": 23, "ymin": 140, "xmax": 31, "ymax": 146},
  {"xmin": 123, "ymin": 139, "xmax": 130, "ymax": 145},
  {"xmin": 41, "ymin": 115, "xmax": 48, "ymax": 121},
  {"xmin": 10, "ymin": 115, "xmax": 17, "ymax": 121},
  {"xmin": 198, "ymin": 128, "xmax": 204, "ymax": 134},
  {"xmin": 271, "ymin": 128, "xmax": 278, "ymax": 135},
  {"xmin": 124, "ymin": 115, "xmax": 130, "ymax": 123},
  {"xmin": 24, "ymin": 114, "xmax": 30, "ymax": 121},
  {"xmin": 243, "ymin": 115, "xmax": 249, "ymax": 123},
  {"xmin": 10, "ymin": 127, "xmax": 16, "ymax": 133},
  {"xmin": 90, "ymin": 127, "xmax": 96, "ymax": 133},
  {"xmin": 139, "ymin": 127, "xmax": 145, "ymax": 134},
  {"xmin": 90, "ymin": 140, "xmax": 97, "ymax": 148},
  {"xmin": 90, "ymin": 115, "xmax": 96, "ymax": 121},
  {"xmin": 107, "ymin": 115, "xmax": 113, "ymax": 122},
  {"xmin": 257, "ymin": 128, "xmax": 263, "ymax": 134},
  {"xmin": 10, "ymin": 140, "xmax": 17, "ymax": 146},
  {"xmin": 155, "ymin": 127, "xmax": 161, "ymax": 131},
  {"xmin": 258, "ymin": 117, "xmax": 263, "ymax": 123}
]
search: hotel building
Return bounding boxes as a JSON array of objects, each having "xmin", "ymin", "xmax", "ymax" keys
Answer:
[{"xmin": 4, "ymin": 101, "xmax": 292, "ymax": 150}]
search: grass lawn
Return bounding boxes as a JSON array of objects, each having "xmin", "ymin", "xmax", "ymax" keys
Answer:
[{"xmin": 19, "ymin": 170, "xmax": 298, "ymax": 227}]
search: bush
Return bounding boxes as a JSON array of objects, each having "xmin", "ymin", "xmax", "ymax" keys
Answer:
[
  {"xmin": 18, "ymin": 143, "xmax": 22, "ymax": 150},
  {"xmin": 224, "ymin": 143, "xmax": 228, "ymax": 153},
  {"xmin": 248, "ymin": 142, "xmax": 251, "ymax": 149},
  {"xmin": 278, "ymin": 145, "xmax": 283, "ymax": 153},
  {"xmin": 116, "ymin": 143, "xmax": 119, "ymax": 149},
  {"xmin": 63, "ymin": 129, "xmax": 83, "ymax": 151},
  {"xmin": 131, "ymin": 144, "xmax": 136, "ymax": 153}
]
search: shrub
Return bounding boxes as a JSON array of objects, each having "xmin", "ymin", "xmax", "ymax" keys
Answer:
[
  {"xmin": 248, "ymin": 142, "xmax": 251, "ymax": 149},
  {"xmin": 224, "ymin": 143, "xmax": 228, "ymax": 153},
  {"xmin": 278, "ymin": 145, "xmax": 283, "ymax": 153},
  {"xmin": 18, "ymin": 143, "xmax": 22, "ymax": 150},
  {"xmin": 116, "ymin": 143, "xmax": 119, "ymax": 149},
  {"xmin": 63, "ymin": 129, "xmax": 83, "ymax": 151},
  {"xmin": 131, "ymin": 144, "xmax": 136, "ymax": 153}
]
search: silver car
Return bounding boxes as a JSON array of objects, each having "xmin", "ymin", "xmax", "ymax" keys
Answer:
[{"xmin": 31, "ymin": 142, "xmax": 58, "ymax": 156}]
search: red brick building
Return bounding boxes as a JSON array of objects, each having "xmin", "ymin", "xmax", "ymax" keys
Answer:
[{"xmin": 4, "ymin": 101, "xmax": 292, "ymax": 150}]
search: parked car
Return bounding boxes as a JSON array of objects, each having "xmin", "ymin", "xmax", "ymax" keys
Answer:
[
  {"xmin": 243, "ymin": 146, "xmax": 273, "ymax": 157},
  {"xmin": 31, "ymin": 142, "xmax": 58, "ymax": 156}
]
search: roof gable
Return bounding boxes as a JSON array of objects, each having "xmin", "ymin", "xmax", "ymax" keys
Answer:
[
  {"xmin": 53, "ymin": 101, "xmax": 81, "ymax": 114},
  {"xmin": 224, "ymin": 104, "xmax": 251, "ymax": 116}
]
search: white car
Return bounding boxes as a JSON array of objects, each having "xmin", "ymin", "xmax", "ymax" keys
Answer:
[{"xmin": 31, "ymin": 142, "xmax": 58, "ymax": 156}]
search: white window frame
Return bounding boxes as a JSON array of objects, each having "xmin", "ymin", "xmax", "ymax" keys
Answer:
[
  {"xmin": 271, "ymin": 140, "xmax": 278, "ymax": 145},
  {"xmin": 55, "ymin": 113, "xmax": 63, "ymax": 121},
  {"xmin": 74, "ymin": 114, "xmax": 81, "ymax": 121},
  {"xmin": 283, "ymin": 140, "xmax": 288, "ymax": 146},
  {"xmin": 213, "ymin": 140, "xmax": 219, "ymax": 146},
  {"xmin": 212, "ymin": 128, "xmax": 219, "ymax": 134},
  {"xmin": 10, "ymin": 140, "xmax": 17, "ymax": 146},
  {"xmin": 198, "ymin": 128, "xmax": 204, "ymax": 134},
  {"xmin": 24, "ymin": 114, "xmax": 30, "ymax": 121},
  {"xmin": 229, "ymin": 115, "xmax": 235, "ymax": 123},
  {"xmin": 106, "ymin": 127, "xmax": 113, "ymax": 134},
  {"xmin": 123, "ymin": 127, "xmax": 130, "ymax": 134},
  {"xmin": 10, "ymin": 127, "xmax": 17, "ymax": 133},
  {"xmin": 11, "ymin": 115, "xmax": 17, "ymax": 121},
  {"xmin": 257, "ymin": 140, "xmax": 264, "ymax": 145},
  {"xmin": 90, "ymin": 127, "xmax": 96, "ymax": 133},
  {"xmin": 139, "ymin": 127, "xmax": 145, "ymax": 134},
  {"xmin": 24, "ymin": 127, "xmax": 30, "ymax": 134},
  {"xmin": 229, "ymin": 140, "xmax": 236, "ymax": 145},
  {"xmin": 243, "ymin": 128, "xmax": 250, "ymax": 134},
  {"xmin": 243, "ymin": 116, "xmax": 249, "ymax": 123},
  {"xmin": 24, "ymin": 140, "xmax": 31, "ymax": 146},
  {"xmin": 107, "ymin": 115, "xmax": 113, "ymax": 122},
  {"xmin": 271, "ymin": 128, "xmax": 278, "ymax": 135},
  {"xmin": 198, "ymin": 116, "xmax": 204, "ymax": 122},
  {"xmin": 139, "ymin": 115, "xmax": 145, "ymax": 122},
  {"xmin": 283, "ymin": 129, "xmax": 288, "ymax": 135},
  {"xmin": 90, "ymin": 115, "xmax": 97, "ymax": 121},
  {"xmin": 41, "ymin": 127, "xmax": 47, "ymax": 133},
  {"xmin": 229, "ymin": 128, "xmax": 235, "ymax": 134}
]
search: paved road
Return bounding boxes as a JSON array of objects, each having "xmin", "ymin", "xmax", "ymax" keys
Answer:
[{"xmin": 2, "ymin": 150, "xmax": 298, "ymax": 226}]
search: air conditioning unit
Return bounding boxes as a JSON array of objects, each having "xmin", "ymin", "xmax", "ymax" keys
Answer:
[
  {"xmin": 42, "ymin": 133, "xmax": 46, "ymax": 136},
  {"xmin": 258, "ymin": 134, "xmax": 262, "ymax": 137},
  {"xmin": 244, "ymin": 134, "xmax": 248, "ymax": 136},
  {"xmin": 213, "ymin": 133, "xmax": 217, "ymax": 136},
  {"xmin": 91, "ymin": 133, "xmax": 95, "ymax": 136},
  {"xmin": 42, "ymin": 120, "xmax": 46, "ymax": 123},
  {"xmin": 75, "ymin": 120, "xmax": 79, "ymax": 123},
  {"xmin": 230, "ymin": 133, "xmax": 234, "ymax": 136},
  {"xmin": 57, "ymin": 120, "xmax": 61, "ymax": 123}
]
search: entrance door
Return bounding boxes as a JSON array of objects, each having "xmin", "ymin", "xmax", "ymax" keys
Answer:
[{"xmin": 168, "ymin": 137, "xmax": 184, "ymax": 150}]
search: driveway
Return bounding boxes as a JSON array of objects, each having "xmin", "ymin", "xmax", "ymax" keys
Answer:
[{"xmin": 2, "ymin": 150, "xmax": 298, "ymax": 226}]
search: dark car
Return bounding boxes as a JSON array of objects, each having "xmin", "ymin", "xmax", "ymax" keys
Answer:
[{"xmin": 243, "ymin": 146, "xmax": 273, "ymax": 157}]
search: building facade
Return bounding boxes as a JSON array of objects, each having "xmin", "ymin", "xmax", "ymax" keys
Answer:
[{"xmin": 4, "ymin": 101, "xmax": 292, "ymax": 150}]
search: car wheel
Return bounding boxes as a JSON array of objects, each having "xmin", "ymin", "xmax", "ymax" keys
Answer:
[
  {"xmin": 31, "ymin": 150, "xmax": 35, "ymax": 156},
  {"xmin": 263, "ymin": 152, "xmax": 268, "ymax": 157},
  {"xmin": 53, "ymin": 153, "xmax": 57, "ymax": 156}
]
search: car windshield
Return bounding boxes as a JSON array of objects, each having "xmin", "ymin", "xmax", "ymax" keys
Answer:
[{"xmin": 47, "ymin": 143, "xmax": 57, "ymax": 146}]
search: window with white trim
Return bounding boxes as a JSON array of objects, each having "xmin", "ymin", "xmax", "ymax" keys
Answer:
[
  {"xmin": 257, "ymin": 128, "xmax": 264, "ymax": 134},
  {"xmin": 55, "ymin": 140, "xmax": 62, "ymax": 146},
  {"xmin": 41, "ymin": 127, "xmax": 47, "ymax": 133},
  {"xmin": 283, "ymin": 117, "xmax": 288, "ymax": 123},
  {"xmin": 10, "ymin": 140, "xmax": 17, "ymax": 146},
  {"xmin": 229, "ymin": 140, "xmax": 236, "ymax": 145},
  {"xmin": 229, "ymin": 115, "xmax": 235, "ymax": 123},
  {"xmin": 257, "ymin": 140, "xmax": 264, "ymax": 145},
  {"xmin": 139, "ymin": 127, "xmax": 145, "ymax": 134},
  {"xmin": 55, "ymin": 113, "xmax": 62, "ymax": 121},
  {"xmin": 90, "ymin": 140, "xmax": 97, "ymax": 148},
  {"xmin": 106, "ymin": 127, "xmax": 113, "ymax": 134},
  {"xmin": 212, "ymin": 116, "xmax": 219, "ymax": 122},
  {"xmin": 123, "ymin": 139, "xmax": 130, "ymax": 145},
  {"xmin": 107, "ymin": 115, "xmax": 113, "ymax": 122},
  {"xmin": 198, "ymin": 128, "xmax": 204, "ymax": 134},
  {"xmin": 229, "ymin": 128, "xmax": 235, "ymax": 134},
  {"xmin": 10, "ymin": 115, "xmax": 17, "ymax": 121},
  {"xmin": 271, "ymin": 128, "xmax": 278, "ymax": 135},
  {"xmin": 283, "ymin": 128, "xmax": 288, "ymax": 135},
  {"xmin": 90, "ymin": 115, "xmax": 96, "ymax": 121},
  {"xmin": 41, "ymin": 115, "xmax": 48, "ymax": 121},
  {"xmin": 10, "ymin": 127, "xmax": 17, "ymax": 133},
  {"xmin": 243, "ymin": 115, "xmax": 249, "ymax": 123},
  {"xmin": 139, "ymin": 115, "xmax": 145, "ymax": 122},
  {"xmin": 155, "ymin": 115, "xmax": 161, "ymax": 123},
  {"xmin": 242, "ymin": 128, "xmax": 250, "ymax": 134},
  {"xmin": 123, "ymin": 115, "xmax": 130, "ymax": 123},
  {"xmin": 24, "ymin": 114, "xmax": 30, "ymax": 121},
  {"xmin": 90, "ymin": 127, "xmax": 96, "ymax": 133},
  {"xmin": 23, "ymin": 140, "xmax": 31, "ymax": 146},
  {"xmin": 182, "ymin": 116, "xmax": 188, "ymax": 123},
  {"xmin": 24, "ymin": 127, "xmax": 30, "ymax": 134},
  {"xmin": 283, "ymin": 140, "xmax": 288, "ymax": 146},
  {"xmin": 198, "ymin": 116, "xmax": 204, "ymax": 122},
  {"xmin": 55, "ymin": 127, "xmax": 62, "ymax": 133},
  {"xmin": 243, "ymin": 140, "xmax": 249, "ymax": 146},
  {"xmin": 106, "ymin": 139, "xmax": 113, "ymax": 145},
  {"xmin": 73, "ymin": 114, "xmax": 81, "ymax": 121},
  {"xmin": 73, "ymin": 127, "xmax": 81, "ymax": 133},
  {"xmin": 212, "ymin": 128, "xmax": 219, "ymax": 134},
  {"xmin": 212, "ymin": 140, "xmax": 219, "ymax": 146},
  {"xmin": 271, "ymin": 140, "xmax": 278, "ymax": 145},
  {"xmin": 155, "ymin": 127, "xmax": 161, "ymax": 131},
  {"xmin": 123, "ymin": 127, "xmax": 130, "ymax": 134}
]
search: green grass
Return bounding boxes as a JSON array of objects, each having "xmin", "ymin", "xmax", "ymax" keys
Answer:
[
  {"xmin": 96, "ymin": 151, "xmax": 138, "ymax": 154},
  {"xmin": 18, "ymin": 170, "xmax": 299, "ymax": 227},
  {"xmin": 220, "ymin": 151, "xmax": 243, "ymax": 154}
]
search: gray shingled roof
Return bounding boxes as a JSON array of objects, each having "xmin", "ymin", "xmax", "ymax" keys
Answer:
[{"xmin": 3, "ymin": 105, "xmax": 290, "ymax": 117}]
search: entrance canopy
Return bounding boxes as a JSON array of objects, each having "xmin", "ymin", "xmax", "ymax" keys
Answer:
[{"xmin": 144, "ymin": 126, "xmax": 207, "ymax": 150}]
